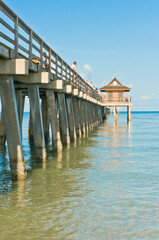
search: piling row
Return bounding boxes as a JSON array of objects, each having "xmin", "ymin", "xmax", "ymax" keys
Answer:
[
  {"xmin": 0, "ymin": 75, "xmax": 104, "ymax": 180},
  {"xmin": 0, "ymin": 1, "xmax": 104, "ymax": 180}
]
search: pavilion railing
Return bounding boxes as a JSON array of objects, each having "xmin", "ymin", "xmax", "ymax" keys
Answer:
[
  {"xmin": 0, "ymin": 1, "xmax": 102, "ymax": 103},
  {"xmin": 103, "ymin": 96, "xmax": 131, "ymax": 104}
]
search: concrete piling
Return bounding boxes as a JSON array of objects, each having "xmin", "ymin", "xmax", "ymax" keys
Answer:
[
  {"xmin": 127, "ymin": 105, "xmax": 132, "ymax": 122},
  {"xmin": 28, "ymin": 84, "xmax": 46, "ymax": 159},
  {"xmin": 0, "ymin": 109, "xmax": 6, "ymax": 144},
  {"xmin": 78, "ymin": 99, "xmax": 85, "ymax": 137},
  {"xmin": 81, "ymin": 100, "xmax": 86, "ymax": 136},
  {"xmin": 41, "ymin": 95, "xmax": 50, "ymax": 139},
  {"xmin": 0, "ymin": 76, "xmax": 26, "ymax": 180},
  {"xmin": 16, "ymin": 90, "xmax": 25, "ymax": 137},
  {"xmin": 46, "ymin": 90, "xmax": 62, "ymax": 150},
  {"xmin": 114, "ymin": 106, "xmax": 118, "ymax": 121},
  {"xmin": 57, "ymin": 93, "xmax": 70, "ymax": 145},
  {"xmin": 72, "ymin": 97, "xmax": 82, "ymax": 137},
  {"xmin": 66, "ymin": 96, "xmax": 77, "ymax": 140}
]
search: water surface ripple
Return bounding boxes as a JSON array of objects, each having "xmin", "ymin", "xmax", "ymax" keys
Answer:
[{"xmin": 0, "ymin": 112, "xmax": 159, "ymax": 239}]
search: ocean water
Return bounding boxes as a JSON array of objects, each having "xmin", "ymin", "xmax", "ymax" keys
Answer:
[{"xmin": 0, "ymin": 112, "xmax": 159, "ymax": 239}]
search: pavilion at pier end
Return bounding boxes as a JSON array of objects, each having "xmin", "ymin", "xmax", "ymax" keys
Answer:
[{"xmin": 100, "ymin": 77, "xmax": 132, "ymax": 121}]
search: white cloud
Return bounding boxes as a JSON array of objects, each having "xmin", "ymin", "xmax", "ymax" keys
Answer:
[
  {"xmin": 140, "ymin": 95, "xmax": 152, "ymax": 100},
  {"xmin": 83, "ymin": 64, "xmax": 93, "ymax": 73}
]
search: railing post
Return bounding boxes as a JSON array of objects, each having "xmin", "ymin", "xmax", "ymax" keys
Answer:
[
  {"xmin": 14, "ymin": 15, "xmax": 18, "ymax": 58},
  {"xmin": 40, "ymin": 40, "xmax": 43, "ymax": 71},
  {"xmin": 61, "ymin": 59, "xmax": 63, "ymax": 80},
  {"xmin": 66, "ymin": 66, "xmax": 68, "ymax": 82},
  {"xmin": 49, "ymin": 48, "xmax": 51, "ymax": 73},
  {"xmin": 56, "ymin": 55, "xmax": 58, "ymax": 79},
  {"xmin": 29, "ymin": 30, "xmax": 33, "ymax": 68}
]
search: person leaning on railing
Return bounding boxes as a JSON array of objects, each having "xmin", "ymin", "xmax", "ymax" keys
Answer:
[
  {"xmin": 71, "ymin": 61, "xmax": 77, "ymax": 72},
  {"xmin": 71, "ymin": 61, "xmax": 77, "ymax": 84}
]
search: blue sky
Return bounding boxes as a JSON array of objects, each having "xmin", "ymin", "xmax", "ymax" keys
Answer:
[{"xmin": 2, "ymin": 0, "xmax": 159, "ymax": 110}]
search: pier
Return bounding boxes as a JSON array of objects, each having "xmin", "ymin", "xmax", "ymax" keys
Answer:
[{"xmin": 0, "ymin": 1, "xmax": 105, "ymax": 180}]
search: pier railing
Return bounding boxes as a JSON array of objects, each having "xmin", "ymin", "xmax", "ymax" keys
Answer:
[
  {"xmin": 0, "ymin": 1, "xmax": 102, "ymax": 102},
  {"xmin": 103, "ymin": 96, "xmax": 132, "ymax": 104}
]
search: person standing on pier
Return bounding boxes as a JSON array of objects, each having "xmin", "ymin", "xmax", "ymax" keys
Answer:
[
  {"xmin": 71, "ymin": 61, "xmax": 77, "ymax": 84},
  {"xmin": 71, "ymin": 61, "xmax": 77, "ymax": 72}
]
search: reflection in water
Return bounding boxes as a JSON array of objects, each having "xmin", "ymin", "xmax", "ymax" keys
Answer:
[{"xmin": 0, "ymin": 113, "xmax": 159, "ymax": 239}]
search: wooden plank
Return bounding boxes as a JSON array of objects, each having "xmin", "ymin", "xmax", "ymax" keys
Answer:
[
  {"xmin": 18, "ymin": 44, "xmax": 29, "ymax": 54},
  {"xmin": 0, "ymin": 17, "xmax": 15, "ymax": 33},
  {"xmin": 0, "ymin": 32, "xmax": 15, "ymax": 44},
  {"xmin": 18, "ymin": 33, "xmax": 29, "ymax": 44}
]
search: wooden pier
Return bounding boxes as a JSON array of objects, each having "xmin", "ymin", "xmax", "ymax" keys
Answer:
[{"xmin": 0, "ymin": 1, "xmax": 104, "ymax": 180}]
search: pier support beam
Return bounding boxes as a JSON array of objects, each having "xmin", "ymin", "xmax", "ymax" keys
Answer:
[
  {"xmin": 66, "ymin": 96, "xmax": 77, "ymax": 140},
  {"xmin": 28, "ymin": 112, "xmax": 34, "ymax": 139},
  {"xmin": 57, "ymin": 93, "xmax": 70, "ymax": 145},
  {"xmin": 84, "ymin": 101, "xmax": 89, "ymax": 134},
  {"xmin": 41, "ymin": 95, "xmax": 49, "ymax": 139},
  {"xmin": 16, "ymin": 90, "xmax": 25, "ymax": 137},
  {"xmin": 82, "ymin": 100, "xmax": 86, "ymax": 135},
  {"xmin": 78, "ymin": 99, "xmax": 85, "ymax": 137},
  {"xmin": 46, "ymin": 90, "xmax": 62, "ymax": 150},
  {"xmin": 0, "ymin": 76, "xmax": 26, "ymax": 180},
  {"xmin": 114, "ymin": 106, "xmax": 118, "ymax": 121},
  {"xmin": 0, "ymin": 109, "xmax": 6, "ymax": 144},
  {"xmin": 127, "ymin": 105, "xmax": 132, "ymax": 122},
  {"xmin": 72, "ymin": 97, "xmax": 81, "ymax": 137},
  {"xmin": 89, "ymin": 102, "xmax": 94, "ymax": 130},
  {"xmin": 28, "ymin": 84, "xmax": 46, "ymax": 159}
]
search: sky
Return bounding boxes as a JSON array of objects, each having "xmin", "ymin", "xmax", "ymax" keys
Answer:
[{"xmin": 1, "ymin": 0, "xmax": 159, "ymax": 110}]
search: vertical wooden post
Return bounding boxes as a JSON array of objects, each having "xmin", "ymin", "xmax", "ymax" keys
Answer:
[
  {"xmin": 0, "ymin": 76, "xmax": 26, "ymax": 180},
  {"xmin": 72, "ymin": 97, "xmax": 81, "ymax": 137},
  {"xmin": 84, "ymin": 100, "xmax": 89, "ymax": 134},
  {"xmin": 78, "ymin": 99, "xmax": 85, "ymax": 137},
  {"xmin": 16, "ymin": 90, "xmax": 25, "ymax": 137},
  {"xmin": 66, "ymin": 96, "xmax": 77, "ymax": 140},
  {"xmin": 127, "ymin": 105, "xmax": 132, "ymax": 122},
  {"xmin": 0, "ymin": 108, "xmax": 6, "ymax": 144},
  {"xmin": 49, "ymin": 48, "xmax": 52, "ymax": 73},
  {"xmin": 114, "ymin": 106, "xmax": 118, "ymax": 121},
  {"xmin": 41, "ymin": 95, "xmax": 49, "ymax": 139},
  {"xmin": 57, "ymin": 93, "xmax": 70, "ymax": 145},
  {"xmin": 46, "ymin": 90, "xmax": 62, "ymax": 150},
  {"xmin": 28, "ymin": 84, "xmax": 46, "ymax": 159},
  {"xmin": 40, "ymin": 40, "xmax": 43, "ymax": 71},
  {"xmin": 55, "ymin": 55, "xmax": 58, "ymax": 79},
  {"xmin": 14, "ymin": 16, "xmax": 18, "ymax": 58},
  {"xmin": 29, "ymin": 30, "xmax": 33, "ymax": 68},
  {"xmin": 89, "ymin": 102, "xmax": 94, "ymax": 130},
  {"xmin": 82, "ymin": 100, "xmax": 86, "ymax": 135}
]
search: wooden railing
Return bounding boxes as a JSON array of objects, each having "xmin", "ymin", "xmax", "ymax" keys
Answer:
[
  {"xmin": 103, "ymin": 97, "xmax": 131, "ymax": 104},
  {"xmin": 0, "ymin": 1, "xmax": 102, "ymax": 102}
]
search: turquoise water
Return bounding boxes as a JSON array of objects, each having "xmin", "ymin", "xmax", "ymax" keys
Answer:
[{"xmin": 0, "ymin": 112, "xmax": 159, "ymax": 239}]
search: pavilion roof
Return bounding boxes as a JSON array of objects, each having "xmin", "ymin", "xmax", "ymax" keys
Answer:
[{"xmin": 100, "ymin": 77, "xmax": 131, "ymax": 92}]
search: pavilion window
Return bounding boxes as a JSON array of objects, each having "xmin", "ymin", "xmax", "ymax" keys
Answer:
[{"xmin": 108, "ymin": 92, "xmax": 113, "ymax": 102}]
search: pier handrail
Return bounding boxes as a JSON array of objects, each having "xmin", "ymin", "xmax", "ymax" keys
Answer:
[
  {"xmin": 0, "ymin": 1, "xmax": 102, "ymax": 102},
  {"xmin": 103, "ymin": 96, "xmax": 132, "ymax": 103}
]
